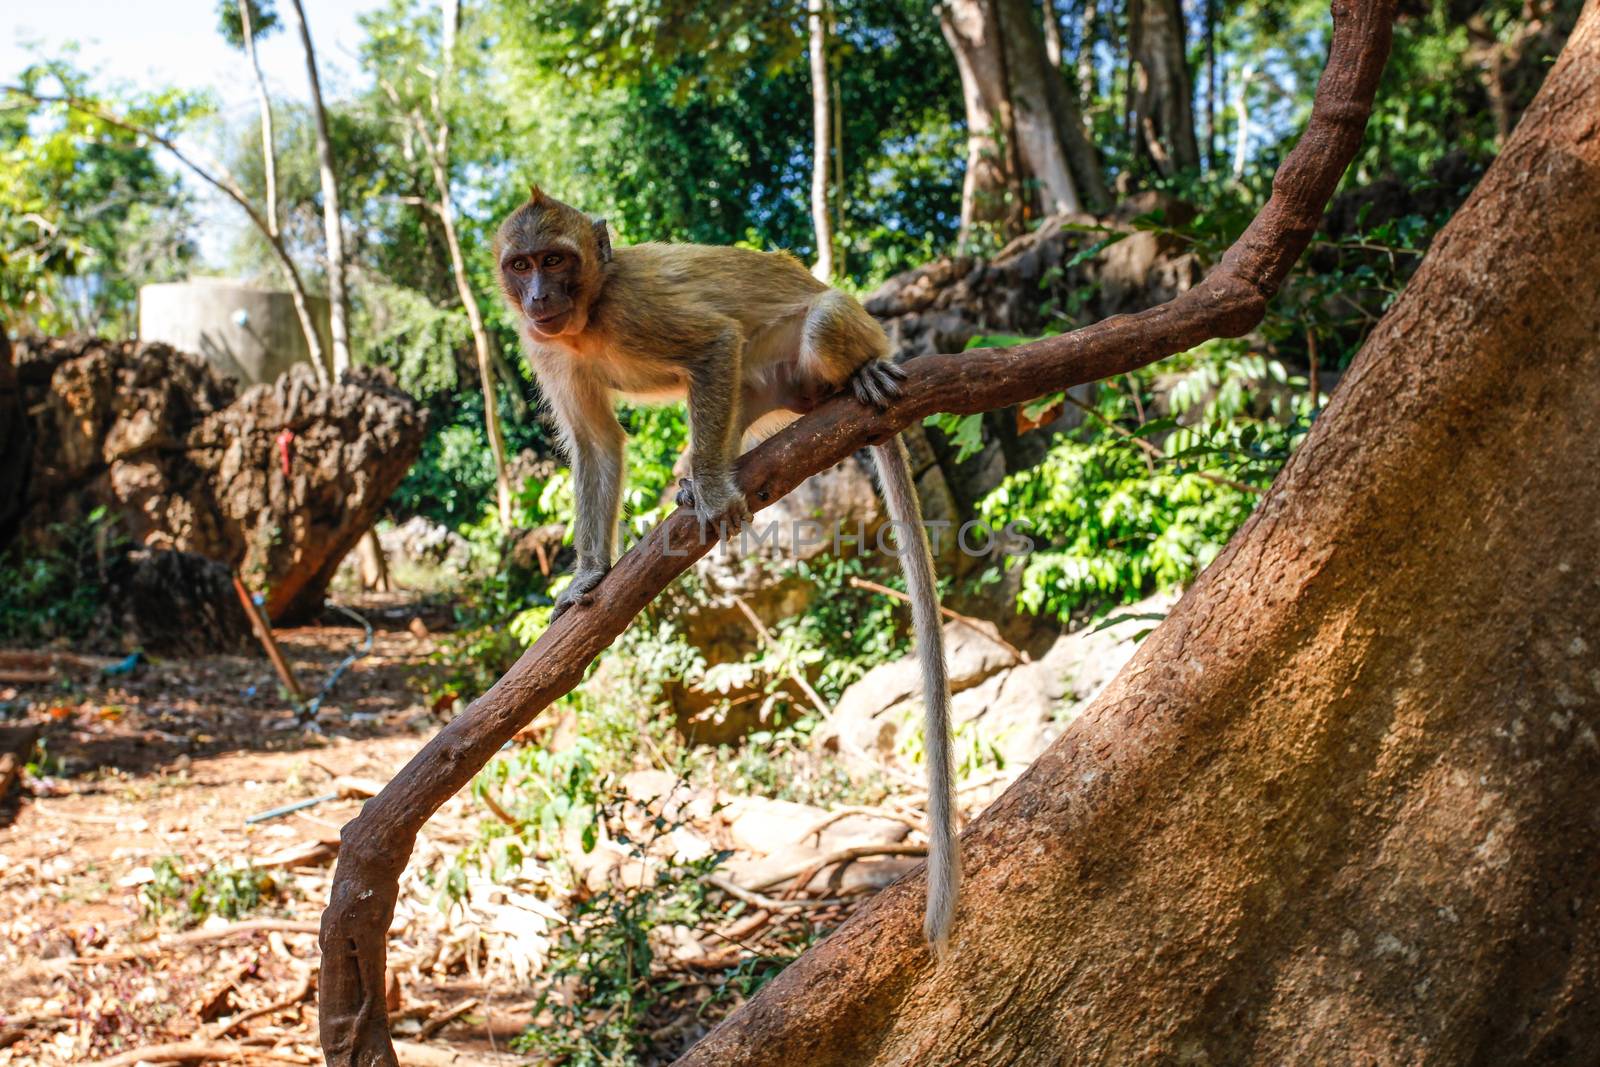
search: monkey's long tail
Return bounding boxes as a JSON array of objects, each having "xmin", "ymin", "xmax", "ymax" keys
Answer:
[{"xmin": 871, "ymin": 435, "xmax": 959, "ymax": 954}]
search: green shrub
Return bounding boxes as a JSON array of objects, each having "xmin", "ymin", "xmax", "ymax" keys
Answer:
[{"xmin": 0, "ymin": 507, "xmax": 120, "ymax": 644}]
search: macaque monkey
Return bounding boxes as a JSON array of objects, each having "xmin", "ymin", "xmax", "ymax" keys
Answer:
[{"xmin": 496, "ymin": 186, "xmax": 958, "ymax": 951}]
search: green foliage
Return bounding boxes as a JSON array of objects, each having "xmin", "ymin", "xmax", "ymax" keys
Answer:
[
  {"xmin": 974, "ymin": 340, "xmax": 1309, "ymax": 623},
  {"xmin": 513, "ymin": 811, "xmax": 733, "ymax": 1066},
  {"xmin": 0, "ymin": 508, "xmax": 120, "ymax": 644},
  {"xmin": 492, "ymin": 0, "xmax": 961, "ymax": 285},
  {"xmin": 0, "ymin": 64, "xmax": 198, "ymax": 335},
  {"xmin": 139, "ymin": 855, "xmax": 282, "ymax": 927},
  {"xmin": 215, "ymin": 0, "xmax": 281, "ymax": 49},
  {"xmin": 784, "ymin": 556, "xmax": 910, "ymax": 702}
]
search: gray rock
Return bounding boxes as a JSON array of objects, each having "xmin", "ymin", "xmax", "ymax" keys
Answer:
[
  {"xmin": 381, "ymin": 515, "xmax": 473, "ymax": 572},
  {"xmin": 818, "ymin": 593, "xmax": 1175, "ymax": 770},
  {"xmin": 720, "ymin": 795, "xmax": 909, "ymax": 855},
  {"xmin": 817, "ymin": 619, "xmax": 1025, "ymax": 757}
]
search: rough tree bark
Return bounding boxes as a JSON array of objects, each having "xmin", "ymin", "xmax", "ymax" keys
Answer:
[
  {"xmin": 1129, "ymin": 0, "xmax": 1200, "ymax": 176},
  {"xmin": 677, "ymin": 4, "xmax": 1600, "ymax": 1063},
  {"xmin": 317, "ymin": 2, "xmax": 1398, "ymax": 1062},
  {"xmin": 10, "ymin": 339, "xmax": 426, "ymax": 624}
]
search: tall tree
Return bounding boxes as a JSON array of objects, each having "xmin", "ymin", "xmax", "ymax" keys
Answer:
[
  {"xmin": 281, "ymin": 0, "xmax": 392, "ymax": 584},
  {"xmin": 1128, "ymin": 0, "xmax": 1200, "ymax": 175},
  {"xmin": 671, "ymin": 5, "xmax": 1600, "ymax": 1061},
  {"xmin": 217, "ymin": 0, "xmax": 281, "ymax": 239},
  {"xmin": 7, "ymin": 82, "xmax": 332, "ymax": 383},
  {"xmin": 941, "ymin": 0, "xmax": 1109, "ymax": 240},
  {"xmin": 375, "ymin": 0, "xmax": 515, "ymax": 526},
  {"xmin": 808, "ymin": 0, "xmax": 837, "ymax": 279},
  {"xmin": 284, "ymin": 0, "xmax": 353, "ymax": 377}
]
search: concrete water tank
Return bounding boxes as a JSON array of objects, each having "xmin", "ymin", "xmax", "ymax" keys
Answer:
[{"xmin": 138, "ymin": 278, "xmax": 332, "ymax": 386}]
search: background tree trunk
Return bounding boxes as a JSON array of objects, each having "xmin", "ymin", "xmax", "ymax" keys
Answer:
[
  {"xmin": 941, "ymin": 0, "xmax": 1023, "ymax": 237},
  {"xmin": 1041, "ymin": 0, "xmax": 1065, "ymax": 68},
  {"xmin": 675, "ymin": 5, "xmax": 1600, "ymax": 1063},
  {"xmin": 942, "ymin": 0, "xmax": 1109, "ymax": 238},
  {"xmin": 1129, "ymin": 0, "xmax": 1200, "ymax": 176},
  {"xmin": 1075, "ymin": 0, "xmax": 1098, "ymax": 111},
  {"xmin": 234, "ymin": 0, "xmax": 279, "ymax": 240},
  {"xmin": 808, "ymin": 0, "xmax": 836, "ymax": 280},
  {"xmin": 286, "ymin": 0, "xmax": 351, "ymax": 377}
]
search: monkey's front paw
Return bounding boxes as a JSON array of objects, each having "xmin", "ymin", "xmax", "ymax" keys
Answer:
[
  {"xmin": 553, "ymin": 567, "xmax": 608, "ymax": 620},
  {"xmin": 676, "ymin": 476, "xmax": 752, "ymax": 540},
  {"xmin": 848, "ymin": 358, "xmax": 908, "ymax": 409}
]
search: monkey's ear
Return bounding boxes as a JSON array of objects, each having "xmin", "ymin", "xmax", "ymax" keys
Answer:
[
  {"xmin": 592, "ymin": 217, "xmax": 613, "ymax": 265},
  {"xmin": 528, "ymin": 183, "xmax": 546, "ymax": 206}
]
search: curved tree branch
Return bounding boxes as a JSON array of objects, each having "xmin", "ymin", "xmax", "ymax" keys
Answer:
[{"xmin": 316, "ymin": 2, "xmax": 1396, "ymax": 1063}]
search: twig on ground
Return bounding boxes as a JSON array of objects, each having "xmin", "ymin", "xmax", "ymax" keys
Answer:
[
  {"xmin": 477, "ymin": 788, "xmax": 519, "ymax": 828},
  {"xmin": 745, "ymin": 842, "xmax": 928, "ymax": 893},
  {"xmin": 417, "ymin": 997, "xmax": 480, "ymax": 1041},
  {"xmin": 799, "ymin": 804, "xmax": 926, "ymax": 844},
  {"xmin": 708, "ymin": 876, "xmax": 859, "ymax": 912},
  {"xmin": 730, "ymin": 595, "xmax": 833, "ymax": 716},
  {"xmin": 209, "ymin": 970, "xmax": 316, "ymax": 1039},
  {"xmin": 846, "ymin": 577, "xmax": 1030, "ymax": 664},
  {"xmin": 88, "ymin": 1041, "xmax": 309, "ymax": 1066}
]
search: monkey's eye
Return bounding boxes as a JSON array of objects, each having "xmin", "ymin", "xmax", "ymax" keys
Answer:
[
  {"xmin": 542, "ymin": 253, "xmax": 565, "ymax": 268},
  {"xmin": 507, "ymin": 256, "xmax": 532, "ymax": 273}
]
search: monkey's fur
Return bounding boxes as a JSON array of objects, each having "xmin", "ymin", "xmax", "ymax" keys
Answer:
[{"xmin": 496, "ymin": 187, "xmax": 959, "ymax": 951}]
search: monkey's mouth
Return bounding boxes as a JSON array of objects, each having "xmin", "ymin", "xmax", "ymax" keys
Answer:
[{"xmin": 529, "ymin": 310, "xmax": 572, "ymax": 334}]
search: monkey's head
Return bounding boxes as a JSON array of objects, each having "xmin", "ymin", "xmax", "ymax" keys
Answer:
[{"xmin": 495, "ymin": 185, "xmax": 613, "ymax": 340}]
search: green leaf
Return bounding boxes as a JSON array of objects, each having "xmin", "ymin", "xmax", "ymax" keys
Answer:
[
  {"xmin": 925, "ymin": 411, "xmax": 986, "ymax": 463},
  {"xmin": 963, "ymin": 333, "xmax": 1040, "ymax": 350},
  {"xmin": 1089, "ymin": 611, "xmax": 1169, "ymax": 634},
  {"xmin": 1128, "ymin": 416, "xmax": 1181, "ymax": 440},
  {"xmin": 1065, "ymin": 232, "xmax": 1127, "ymax": 268}
]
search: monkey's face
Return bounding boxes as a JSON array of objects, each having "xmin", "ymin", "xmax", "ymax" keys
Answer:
[{"xmin": 496, "ymin": 188, "xmax": 606, "ymax": 340}]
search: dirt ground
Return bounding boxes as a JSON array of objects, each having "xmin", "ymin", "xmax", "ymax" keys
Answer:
[{"xmin": 0, "ymin": 600, "xmax": 535, "ymax": 1065}]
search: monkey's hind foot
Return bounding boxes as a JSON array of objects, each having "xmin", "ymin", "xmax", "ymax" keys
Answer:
[
  {"xmin": 849, "ymin": 359, "xmax": 908, "ymax": 410},
  {"xmin": 676, "ymin": 476, "xmax": 752, "ymax": 541},
  {"xmin": 553, "ymin": 566, "xmax": 608, "ymax": 620}
]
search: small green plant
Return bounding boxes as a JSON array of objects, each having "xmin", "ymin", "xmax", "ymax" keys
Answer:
[
  {"xmin": 0, "ymin": 507, "xmax": 121, "ymax": 644},
  {"xmin": 513, "ymin": 788, "xmax": 733, "ymax": 1067},
  {"xmin": 138, "ymin": 855, "xmax": 280, "ymax": 927},
  {"xmin": 967, "ymin": 338, "xmax": 1309, "ymax": 624}
]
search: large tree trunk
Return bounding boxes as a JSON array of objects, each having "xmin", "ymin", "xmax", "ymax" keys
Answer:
[
  {"xmin": 942, "ymin": 0, "xmax": 1109, "ymax": 238},
  {"xmin": 1129, "ymin": 0, "xmax": 1200, "ymax": 176},
  {"xmin": 675, "ymin": 6, "xmax": 1600, "ymax": 1063}
]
